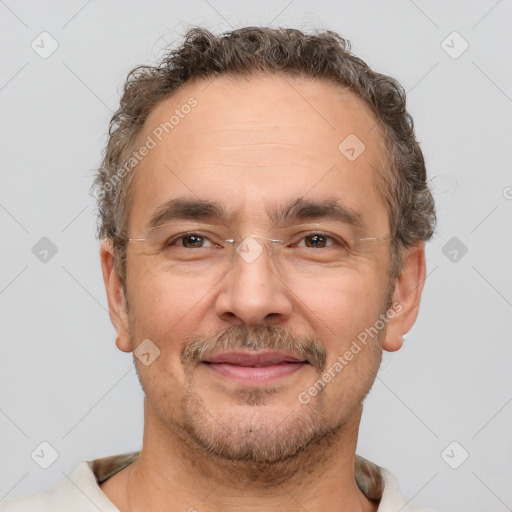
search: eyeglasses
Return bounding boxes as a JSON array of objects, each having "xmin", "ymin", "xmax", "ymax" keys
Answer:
[{"xmin": 119, "ymin": 222, "xmax": 392, "ymax": 280}]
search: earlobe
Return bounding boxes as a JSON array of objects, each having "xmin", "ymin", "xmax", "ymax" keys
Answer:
[
  {"xmin": 100, "ymin": 240, "xmax": 133, "ymax": 353},
  {"xmin": 382, "ymin": 243, "xmax": 426, "ymax": 353},
  {"xmin": 383, "ymin": 324, "xmax": 404, "ymax": 352},
  {"xmin": 115, "ymin": 335, "xmax": 131, "ymax": 353}
]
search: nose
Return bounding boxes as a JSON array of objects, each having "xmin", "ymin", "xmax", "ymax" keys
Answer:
[{"xmin": 214, "ymin": 236, "xmax": 293, "ymax": 327}]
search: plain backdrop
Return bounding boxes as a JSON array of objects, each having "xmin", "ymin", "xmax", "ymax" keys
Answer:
[{"xmin": 1, "ymin": 1, "xmax": 511, "ymax": 511}]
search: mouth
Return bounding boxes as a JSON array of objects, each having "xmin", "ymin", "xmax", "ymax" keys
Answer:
[{"xmin": 201, "ymin": 350, "xmax": 310, "ymax": 384}]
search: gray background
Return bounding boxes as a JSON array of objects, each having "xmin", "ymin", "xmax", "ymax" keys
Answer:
[{"xmin": 1, "ymin": 1, "xmax": 511, "ymax": 510}]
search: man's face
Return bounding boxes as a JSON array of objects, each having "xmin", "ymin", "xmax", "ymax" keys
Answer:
[{"xmin": 114, "ymin": 75, "xmax": 397, "ymax": 463}]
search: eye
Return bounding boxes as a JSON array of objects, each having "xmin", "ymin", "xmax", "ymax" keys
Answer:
[
  {"xmin": 296, "ymin": 232, "xmax": 339, "ymax": 249},
  {"xmin": 166, "ymin": 233, "xmax": 218, "ymax": 249}
]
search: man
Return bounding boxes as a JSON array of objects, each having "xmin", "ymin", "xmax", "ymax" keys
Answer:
[{"xmin": 2, "ymin": 27, "xmax": 436, "ymax": 511}]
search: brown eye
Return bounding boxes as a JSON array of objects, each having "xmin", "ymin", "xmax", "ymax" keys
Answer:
[
  {"xmin": 304, "ymin": 234, "xmax": 329, "ymax": 248},
  {"xmin": 181, "ymin": 234, "xmax": 206, "ymax": 248},
  {"xmin": 165, "ymin": 233, "xmax": 217, "ymax": 249},
  {"xmin": 296, "ymin": 232, "xmax": 338, "ymax": 249}
]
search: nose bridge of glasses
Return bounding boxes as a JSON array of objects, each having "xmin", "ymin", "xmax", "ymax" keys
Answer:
[{"xmin": 227, "ymin": 234, "xmax": 283, "ymax": 266}]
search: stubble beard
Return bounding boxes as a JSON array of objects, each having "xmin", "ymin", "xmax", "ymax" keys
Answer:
[{"xmin": 130, "ymin": 293, "xmax": 391, "ymax": 481}]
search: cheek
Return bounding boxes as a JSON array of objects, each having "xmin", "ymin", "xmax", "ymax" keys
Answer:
[
  {"xmin": 125, "ymin": 269, "xmax": 207, "ymax": 372},
  {"xmin": 291, "ymin": 267, "xmax": 388, "ymax": 336},
  {"xmin": 309, "ymin": 304, "xmax": 384, "ymax": 416},
  {"xmin": 291, "ymin": 268, "xmax": 387, "ymax": 393},
  {"xmin": 128, "ymin": 259, "xmax": 205, "ymax": 321},
  {"xmin": 126, "ymin": 276, "xmax": 195, "ymax": 410}
]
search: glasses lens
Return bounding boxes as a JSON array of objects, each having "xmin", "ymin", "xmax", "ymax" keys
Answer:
[{"xmin": 130, "ymin": 222, "xmax": 389, "ymax": 279}]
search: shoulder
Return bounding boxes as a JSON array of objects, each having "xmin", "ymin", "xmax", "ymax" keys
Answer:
[
  {"xmin": 378, "ymin": 466, "xmax": 435, "ymax": 511},
  {"xmin": 355, "ymin": 455, "xmax": 437, "ymax": 512},
  {"xmin": 0, "ymin": 459, "xmax": 120, "ymax": 512},
  {"xmin": 1, "ymin": 492, "xmax": 50, "ymax": 511}
]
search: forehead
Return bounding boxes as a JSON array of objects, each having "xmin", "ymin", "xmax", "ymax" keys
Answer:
[{"xmin": 127, "ymin": 74, "xmax": 389, "ymax": 232}]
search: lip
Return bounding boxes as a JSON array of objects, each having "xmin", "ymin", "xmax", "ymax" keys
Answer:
[
  {"xmin": 203, "ymin": 350, "xmax": 306, "ymax": 366},
  {"xmin": 202, "ymin": 350, "xmax": 309, "ymax": 384}
]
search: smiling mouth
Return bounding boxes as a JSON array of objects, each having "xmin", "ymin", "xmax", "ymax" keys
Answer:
[{"xmin": 201, "ymin": 350, "xmax": 310, "ymax": 383}]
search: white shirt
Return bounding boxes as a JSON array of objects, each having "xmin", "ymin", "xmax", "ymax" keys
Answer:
[{"xmin": 1, "ymin": 452, "xmax": 433, "ymax": 511}]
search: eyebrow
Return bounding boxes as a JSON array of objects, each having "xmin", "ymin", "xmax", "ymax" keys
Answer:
[
  {"xmin": 147, "ymin": 198, "xmax": 240, "ymax": 229},
  {"xmin": 267, "ymin": 197, "xmax": 366, "ymax": 230},
  {"xmin": 147, "ymin": 196, "xmax": 366, "ymax": 231}
]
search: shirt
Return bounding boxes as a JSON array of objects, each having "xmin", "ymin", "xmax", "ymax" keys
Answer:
[{"xmin": 0, "ymin": 452, "xmax": 433, "ymax": 511}]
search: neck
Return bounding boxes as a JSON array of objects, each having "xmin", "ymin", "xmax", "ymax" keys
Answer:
[{"xmin": 122, "ymin": 401, "xmax": 377, "ymax": 512}]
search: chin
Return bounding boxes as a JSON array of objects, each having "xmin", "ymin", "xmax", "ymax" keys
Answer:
[{"xmin": 179, "ymin": 387, "xmax": 337, "ymax": 464}]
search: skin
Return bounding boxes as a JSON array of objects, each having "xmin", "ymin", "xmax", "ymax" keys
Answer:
[{"xmin": 99, "ymin": 74, "xmax": 426, "ymax": 512}]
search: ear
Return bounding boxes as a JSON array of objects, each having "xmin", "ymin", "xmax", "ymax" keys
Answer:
[
  {"xmin": 382, "ymin": 242, "xmax": 426, "ymax": 352},
  {"xmin": 100, "ymin": 240, "xmax": 132, "ymax": 353}
]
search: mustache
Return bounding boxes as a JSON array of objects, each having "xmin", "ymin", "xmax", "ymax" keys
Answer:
[{"xmin": 181, "ymin": 325, "xmax": 327, "ymax": 372}]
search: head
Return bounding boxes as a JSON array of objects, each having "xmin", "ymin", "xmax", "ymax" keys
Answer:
[{"xmin": 95, "ymin": 27, "xmax": 435, "ymax": 467}]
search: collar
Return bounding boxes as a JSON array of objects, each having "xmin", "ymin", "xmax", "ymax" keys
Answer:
[{"xmin": 91, "ymin": 451, "xmax": 385, "ymax": 499}]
